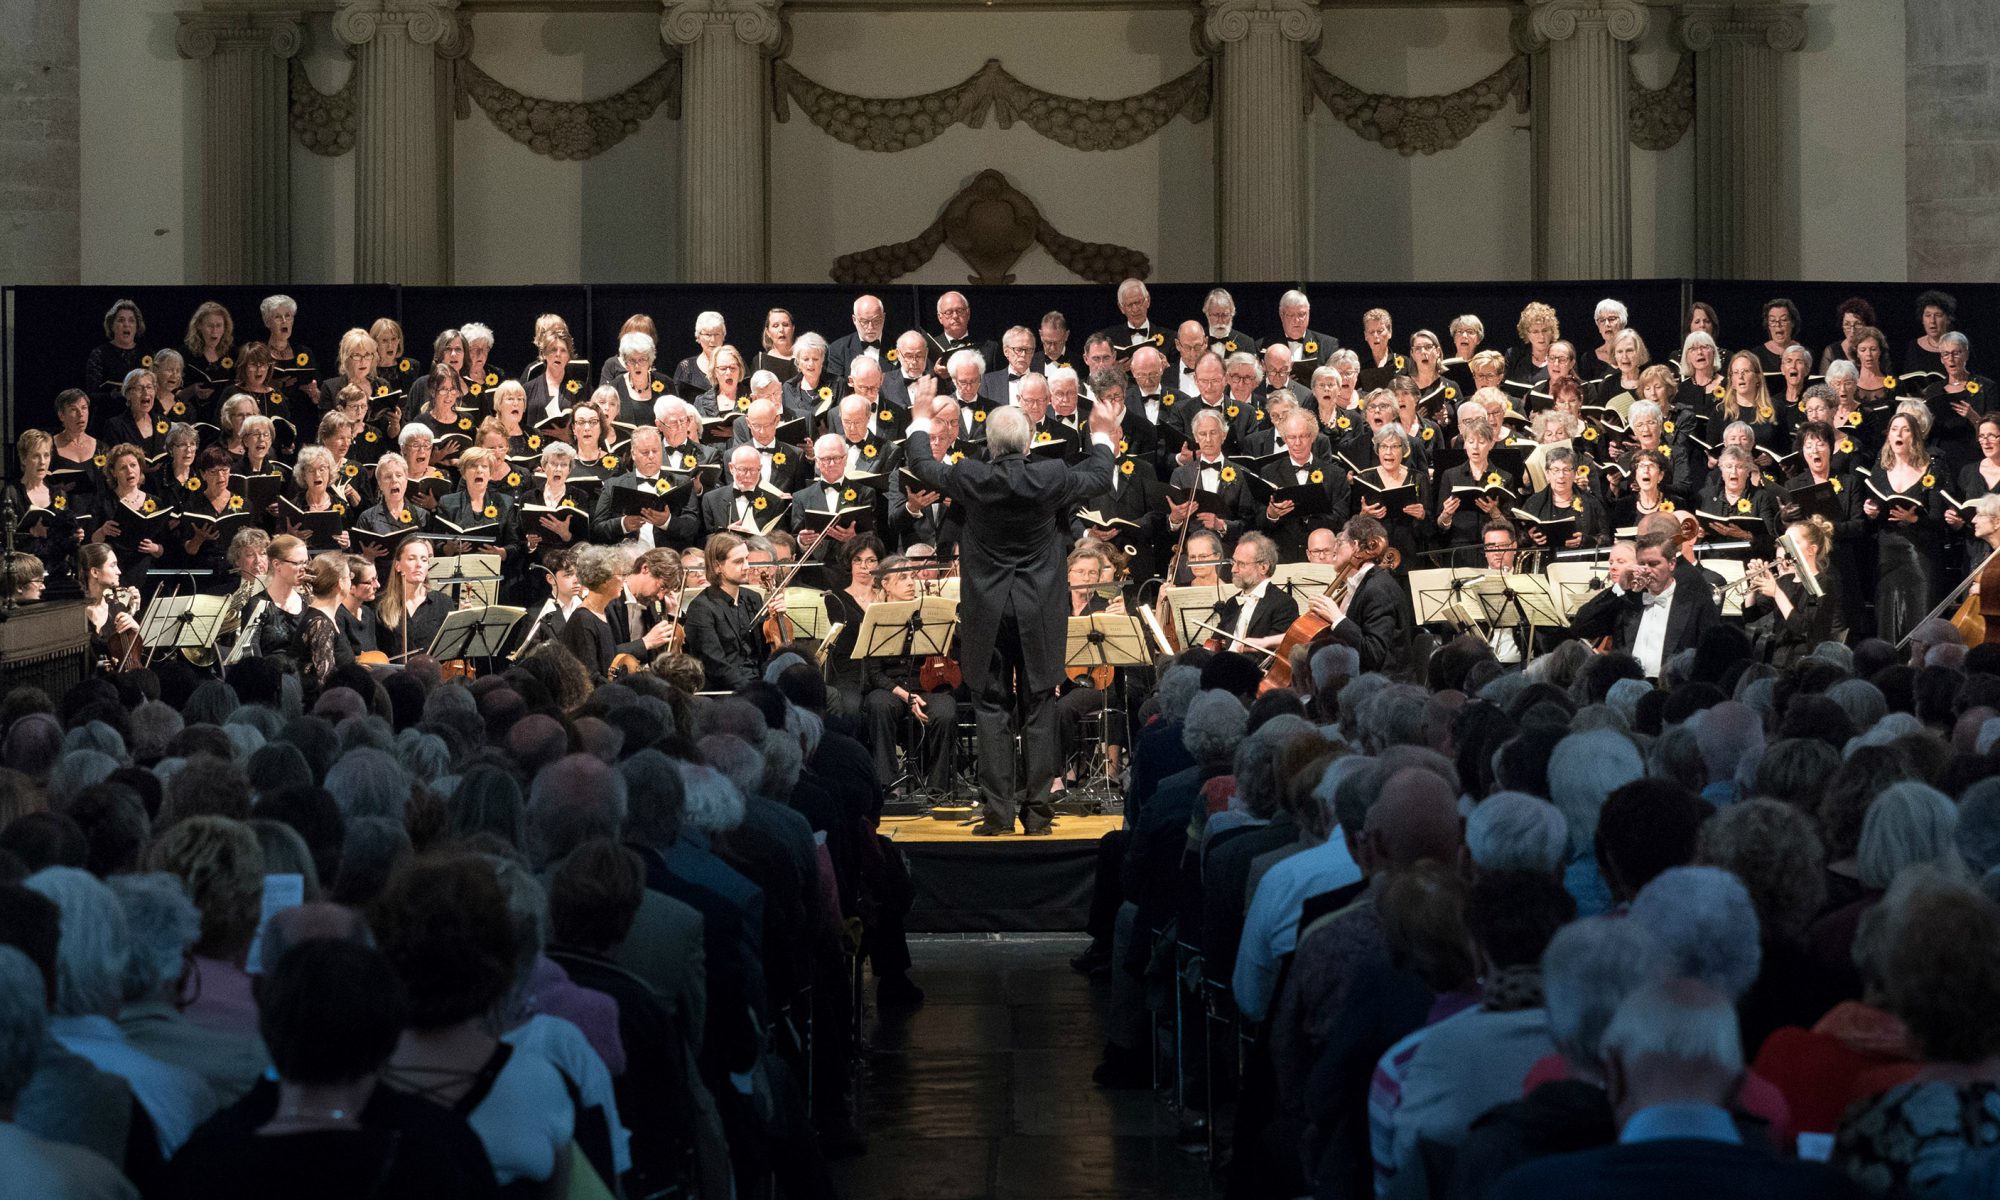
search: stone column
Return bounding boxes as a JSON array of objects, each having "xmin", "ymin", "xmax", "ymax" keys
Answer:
[
  {"xmin": 176, "ymin": 12, "xmax": 302, "ymax": 284},
  {"xmin": 1519, "ymin": 0, "xmax": 1647, "ymax": 279},
  {"xmin": 333, "ymin": 0, "xmax": 463, "ymax": 284},
  {"xmin": 661, "ymin": 0, "xmax": 784, "ymax": 283},
  {"xmin": 1202, "ymin": 0, "xmax": 1320, "ymax": 281},
  {"xmin": 1677, "ymin": 1, "xmax": 1806, "ymax": 278},
  {"xmin": 5, "ymin": 0, "xmax": 80, "ymax": 286}
]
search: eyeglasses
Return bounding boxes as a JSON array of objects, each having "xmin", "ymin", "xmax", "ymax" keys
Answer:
[{"xmin": 278, "ymin": 557, "xmax": 309, "ymax": 567}]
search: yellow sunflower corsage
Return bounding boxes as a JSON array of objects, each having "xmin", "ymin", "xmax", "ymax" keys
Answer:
[
  {"xmin": 397, "ymin": 358, "xmax": 411, "ymax": 373},
  {"xmin": 457, "ymin": 417, "xmax": 473, "ymax": 430},
  {"xmin": 1036, "ymin": 432, "xmax": 1053, "ymax": 444},
  {"xmin": 974, "ymin": 410, "xmax": 988, "ymax": 423},
  {"xmin": 227, "ymin": 495, "xmax": 243, "ymax": 510},
  {"xmin": 1736, "ymin": 498, "xmax": 1753, "ymax": 514},
  {"xmin": 1226, "ymin": 405, "xmax": 1240, "ymax": 419},
  {"xmin": 141, "ymin": 499, "xmax": 157, "ymax": 514},
  {"xmin": 879, "ymin": 409, "xmax": 894, "ymax": 423},
  {"xmin": 53, "ymin": 495, "xmax": 68, "ymax": 511},
  {"xmin": 1220, "ymin": 467, "xmax": 1238, "ymax": 483},
  {"xmin": 1394, "ymin": 355, "xmax": 1407, "ymax": 370},
  {"xmin": 527, "ymin": 435, "xmax": 541, "ymax": 450},
  {"xmin": 1151, "ymin": 333, "xmax": 1165, "ymax": 347},
  {"xmin": 154, "ymin": 420, "xmax": 169, "ymax": 435},
  {"xmin": 221, "ymin": 356, "xmax": 234, "ymax": 369},
  {"xmin": 1254, "ymin": 410, "xmax": 1265, "ymax": 424},
  {"xmin": 398, "ymin": 507, "xmax": 412, "ymax": 522},
  {"xmin": 862, "ymin": 444, "xmax": 878, "ymax": 459},
  {"xmin": 1309, "ymin": 470, "xmax": 1325, "ymax": 484},
  {"xmin": 1486, "ymin": 472, "xmax": 1502, "ymax": 487},
  {"xmin": 1161, "ymin": 393, "xmax": 1176, "ymax": 407},
  {"xmin": 1711, "ymin": 385, "xmax": 1727, "ymax": 399},
  {"xmin": 364, "ymin": 430, "xmax": 378, "ymax": 444},
  {"xmin": 566, "ymin": 379, "xmax": 581, "ymax": 395},
  {"xmin": 344, "ymin": 463, "xmax": 359, "ymax": 477},
  {"xmin": 949, "ymin": 451, "xmax": 965, "ymax": 464},
  {"xmin": 1421, "ymin": 426, "xmax": 1435, "ymax": 441},
  {"xmin": 469, "ymin": 384, "xmax": 483, "ymax": 397},
  {"xmin": 1883, "ymin": 375, "xmax": 1898, "ymax": 390},
  {"xmin": 1119, "ymin": 460, "xmax": 1134, "ymax": 476},
  {"xmin": 1922, "ymin": 474, "xmax": 1936, "ymax": 488},
  {"xmin": 601, "ymin": 454, "xmax": 618, "ymax": 469},
  {"xmin": 1662, "ymin": 446, "xmax": 1674, "ymax": 457},
  {"xmin": 505, "ymin": 472, "xmax": 521, "ymax": 488},
  {"xmin": 1832, "ymin": 480, "xmax": 1843, "ymax": 493},
  {"xmin": 483, "ymin": 372, "xmax": 498, "ymax": 388},
  {"xmin": 295, "ymin": 353, "xmax": 309, "ymax": 367},
  {"xmin": 753, "ymin": 496, "xmax": 768, "ymax": 511},
  {"xmin": 773, "ymin": 452, "xmax": 787, "ymax": 466},
  {"xmin": 483, "ymin": 504, "xmax": 498, "ymax": 518},
  {"xmin": 651, "ymin": 380, "xmax": 665, "ymax": 395},
  {"xmin": 184, "ymin": 477, "xmax": 199, "ymax": 491},
  {"xmin": 141, "ymin": 355, "xmax": 154, "ymax": 367},
  {"xmin": 682, "ymin": 453, "xmax": 698, "ymax": 469},
  {"xmin": 171, "ymin": 401, "xmax": 186, "ymax": 416},
  {"xmin": 1444, "ymin": 387, "xmax": 1457, "ymax": 400},
  {"xmin": 376, "ymin": 385, "xmax": 389, "ymax": 397},
  {"xmin": 1572, "ymin": 498, "xmax": 1584, "ymax": 512},
  {"xmin": 1839, "ymin": 439, "xmax": 1855, "ymax": 454},
  {"xmin": 1969, "ymin": 381, "xmax": 1983, "ymax": 394},
  {"xmin": 735, "ymin": 397, "xmax": 749, "ymax": 412},
  {"xmin": 818, "ymin": 386, "xmax": 833, "ymax": 401},
  {"xmin": 1661, "ymin": 499, "xmax": 1676, "ymax": 511},
  {"xmin": 1583, "ymin": 427, "xmax": 1598, "ymax": 441},
  {"xmin": 843, "ymin": 488, "xmax": 858, "ymax": 503},
  {"xmin": 1847, "ymin": 412, "xmax": 1862, "ymax": 427},
  {"xmin": 1664, "ymin": 420, "xmax": 1677, "ymax": 433},
  {"xmin": 886, "ymin": 349, "xmax": 900, "ymax": 363},
  {"xmin": 1336, "ymin": 415, "xmax": 1352, "ymax": 430},
  {"xmin": 333, "ymin": 502, "xmax": 346, "ymax": 515},
  {"xmin": 1224, "ymin": 340, "xmax": 1237, "ymax": 353}
]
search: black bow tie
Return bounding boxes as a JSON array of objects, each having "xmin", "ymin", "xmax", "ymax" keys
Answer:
[
  {"xmin": 1007, "ymin": 373, "xmax": 1022, "ymax": 382},
  {"xmin": 755, "ymin": 445, "xmax": 775, "ymax": 454},
  {"xmin": 1129, "ymin": 326, "xmax": 1148, "ymax": 336},
  {"xmin": 1201, "ymin": 459, "xmax": 1223, "ymax": 469}
]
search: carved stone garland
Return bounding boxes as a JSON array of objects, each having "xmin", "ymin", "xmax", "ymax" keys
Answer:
[
  {"xmin": 459, "ymin": 58, "xmax": 682, "ymax": 160},
  {"xmin": 831, "ymin": 170, "xmax": 1149, "ymax": 286},
  {"xmin": 1306, "ymin": 54, "xmax": 1529, "ymax": 156},
  {"xmin": 289, "ymin": 58, "xmax": 357, "ymax": 156},
  {"xmin": 772, "ymin": 58, "xmax": 1211, "ymax": 154},
  {"xmin": 1627, "ymin": 52, "xmax": 1693, "ymax": 151}
]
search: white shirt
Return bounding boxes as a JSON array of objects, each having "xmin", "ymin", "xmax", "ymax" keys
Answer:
[
  {"xmin": 1633, "ymin": 580, "xmax": 1675, "ymax": 678},
  {"xmin": 1178, "ymin": 362, "xmax": 1201, "ymax": 394},
  {"xmin": 1231, "ymin": 579, "xmax": 1270, "ymax": 645},
  {"xmin": 1143, "ymin": 395, "xmax": 1163, "ymax": 426},
  {"xmin": 751, "ymin": 442, "xmax": 778, "ymax": 486},
  {"xmin": 1197, "ymin": 457, "xmax": 1226, "ymax": 492},
  {"xmin": 1232, "ymin": 835, "xmax": 1362, "ymax": 1021},
  {"xmin": 1338, "ymin": 561, "xmax": 1373, "ymax": 618},
  {"xmin": 50, "ymin": 1014, "xmax": 217, "ymax": 1158},
  {"xmin": 505, "ymin": 1014, "xmax": 630, "ymax": 1178}
]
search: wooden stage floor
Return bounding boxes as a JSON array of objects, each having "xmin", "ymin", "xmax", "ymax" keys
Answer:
[
  {"xmin": 883, "ymin": 812, "xmax": 1123, "ymax": 931},
  {"xmin": 881, "ymin": 813, "xmax": 1124, "ymax": 844}
]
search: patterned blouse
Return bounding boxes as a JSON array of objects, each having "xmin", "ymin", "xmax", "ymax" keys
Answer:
[{"xmin": 1833, "ymin": 1080, "xmax": 2000, "ymax": 1197}]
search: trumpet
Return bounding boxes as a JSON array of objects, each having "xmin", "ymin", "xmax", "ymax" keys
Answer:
[{"xmin": 1717, "ymin": 557, "xmax": 1783, "ymax": 603}]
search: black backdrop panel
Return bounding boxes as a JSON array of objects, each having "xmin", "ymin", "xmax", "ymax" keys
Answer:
[
  {"xmin": 1689, "ymin": 281, "xmax": 2000, "ymax": 372},
  {"xmin": 585, "ymin": 284, "xmax": 922, "ymax": 372},
  {"xmin": 400, "ymin": 286, "xmax": 590, "ymax": 380},
  {"xmin": 10, "ymin": 284, "xmax": 395, "ymax": 435}
]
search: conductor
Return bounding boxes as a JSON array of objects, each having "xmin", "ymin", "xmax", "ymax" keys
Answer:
[{"xmin": 905, "ymin": 371, "xmax": 1125, "ymax": 834}]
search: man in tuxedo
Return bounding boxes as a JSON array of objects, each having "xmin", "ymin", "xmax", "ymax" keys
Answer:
[
  {"xmin": 979, "ymin": 326, "xmax": 1038, "ymax": 407},
  {"xmin": 1173, "ymin": 351, "xmax": 1235, "ymax": 451},
  {"xmin": 1173, "ymin": 320, "xmax": 1209, "ymax": 396},
  {"xmin": 1168, "ymin": 408, "xmax": 1249, "ymax": 545},
  {"xmin": 1221, "ymin": 351, "xmax": 1272, "ymax": 445},
  {"xmin": 1489, "ymin": 979, "xmax": 1865, "ymax": 1200},
  {"xmin": 655, "ymin": 401, "xmax": 714, "ymax": 474},
  {"xmin": 825, "ymin": 293, "xmax": 888, "ymax": 381},
  {"xmin": 1079, "ymin": 373, "xmax": 1168, "ymax": 583},
  {"xmin": 943, "ymin": 349, "xmax": 989, "ymax": 438},
  {"xmin": 608, "ymin": 545, "xmax": 681, "ymax": 659},
  {"xmin": 830, "ymin": 394, "xmax": 898, "ymax": 479},
  {"xmin": 1273, "ymin": 289, "xmax": 1338, "ymax": 382},
  {"xmin": 590, "ymin": 426, "xmax": 699, "ymax": 548},
  {"xmin": 879, "ymin": 331, "xmax": 931, "ymax": 407},
  {"xmin": 793, "ymin": 433, "xmax": 880, "ymax": 554},
  {"xmin": 700, "ymin": 445, "xmax": 779, "ymax": 537},
  {"xmin": 1256, "ymin": 410, "xmax": 1350, "ymax": 560},
  {"xmin": 925, "ymin": 291, "xmax": 998, "ymax": 378},
  {"xmin": 1257, "ymin": 343, "xmax": 1315, "ymax": 411},
  {"xmin": 1202, "ymin": 288, "xmax": 1261, "ymax": 358},
  {"xmin": 1568, "ymin": 530, "xmax": 1721, "ymax": 678},
  {"xmin": 1097, "ymin": 277, "xmax": 1161, "ymax": 357},
  {"xmin": 736, "ymin": 399, "xmax": 808, "ymax": 493},
  {"xmin": 1125, "ymin": 344, "xmax": 1182, "ymax": 468},
  {"xmin": 1212, "ymin": 533, "xmax": 1296, "ymax": 657},
  {"xmin": 903, "ymin": 373, "xmax": 1122, "ymax": 835},
  {"xmin": 889, "ymin": 397, "xmax": 965, "ymax": 551},
  {"xmin": 1035, "ymin": 311, "xmax": 1074, "ymax": 373},
  {"xmin": 1303, "ymin": 514, "xmax": 1415, "ymax": 676}
]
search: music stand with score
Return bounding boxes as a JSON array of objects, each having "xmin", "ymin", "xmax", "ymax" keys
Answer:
[
  {"xmin": 1158, "ymin": 583, "xmax": 1232, "ymax": 649},
  {"xmin": 1064, "ymin": 614, "xmax": 1151, "ymax": 808},
  {"xmin": 853, "ymin": 597, "xmax": 960, "ymax": 806},
  {"xmin": 137, "ymin": 592, "xmax": 231, "ymax": 669},
  {"xmin": 427, "ymin": 605, "xmax": 526, "ymax": 665},
  {"xmin": 1408, "ymin": 567, "xmax": 1492, "ymax": 641}
]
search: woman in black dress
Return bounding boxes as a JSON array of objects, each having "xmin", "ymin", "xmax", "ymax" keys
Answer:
[
  {"xmin": 292, "ymin": 551, "xmax": 356, "ymax": 699},
  {"xmin": 672, "ymin": 311, "xmax": 728, "ymax": 397},
  {"xmin": 821, "ymin": 533, "xmax": 887, "ymax": 715},
  {"xmin": 1754, "ymin": 298, "xmax": 1802, "ymax": 373},
  {"xmin": 8, "ymin": 429, "xmax": 82, "ymax": 584},
  {"xmin": 1862, "ymin": 411, "xmax": 1946, "ymax": 644},
  {"xmin": 376, "ymin": 534, "xmax": 455, "ymax": 662},
  {"xmin": 559, "ymin": 543, "xmax": 621, "ymax": 683},
  {"xmin": 756, "ymin": 307, "xmax": 799, "ymax": 382},
  {"xmin": 175, "ymin": 445, "xmax": 249, "ymax": 592},
  {"xmin": 83, "ymin": 298, "xmax": 147, "ymax": 402},
  {"xmin": 181, "ymin": 300, "xmax": 236, "ymax": 413}
]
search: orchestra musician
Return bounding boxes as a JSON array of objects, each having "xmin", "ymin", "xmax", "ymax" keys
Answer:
[
  {"xmin": 79, "ymin": 544, "xmax": 141, "ymax": 670},
  {"xmin": 1212, "ymin": 533, "xmax": 1295, "ymax": 658},
  {"xmin": 561, "ymin": 544, "xmax": 624, "ymax": 684},
  {"xmin": 1301, "ymin": 515, "xmax": 1415, "ymax": 676},
  {"xmin": 1568, "ymin": 529, "xmax": 1722, "ymax": 679},
  {"xmin": 860, "ymin": 553, "xmax": 960, "ymax": 793},
  {"xmin": 292, "ymin": 552, "xmax": 355, "ymax": 698},
  {"xmin": 901, "ymin": 372, "xmax": 1122, "ymax": 836},
  {"xmin": 682, "ymin": 532, "xmax": 775, "ymax": 692},
  {"xmin": 376, "ymin": 534, "xmax": 455, "ymax": 661},
  {"xmin": 1743, "ymin": 516, "xmax": 1841, "ymax": 667},
  {"xmin": 1055, "ymin": 543, "xmax": 1129, "ymax": 791}
]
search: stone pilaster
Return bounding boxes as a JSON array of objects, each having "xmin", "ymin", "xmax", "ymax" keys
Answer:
[
  {"xmin": 1677, "ymin": 1, "xmax": 1807, "ymax": 278},
  {"xmin": 1519, "ymin": 0, "xmax": 1648, "ymax": 279},
  {"xmin": 1202, "ymin": 0, "xmax": 1320, "ymax": 281},
  {"xmin": 661, "ymin": 0, "xmax": 784, "ymax": 283},
  {"xmin": 333, "ymin": 0, "xmax": 463, "ymax": 284},
  {"xmin": 176, "ymin": 11, "xmax": 302, "ymax": 284}
]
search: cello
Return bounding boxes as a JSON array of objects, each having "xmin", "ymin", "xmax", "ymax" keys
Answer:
[
  {"xmin": 1258, "ymin": 539, "xmax": 1401, "ymax": 693},
  {"xmin": 1944, "ymin": 543, "xmax": 2000, "ymax": 646}
]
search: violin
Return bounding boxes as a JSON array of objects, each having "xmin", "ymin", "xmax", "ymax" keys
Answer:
[
  {"xmin": 102, "ymin": 585, "xmax": 144, "ymax": 673},
  {"xmin": 609, "ymin": 651, "xmax": 647, "ymax": 681},
  {"xmin": 1947, "ymin": 542, "xmax": 2000, "ymax": 646},
  {"xmin": 919, "ymin": 655, "xmax": 962, "ymax": 691}
]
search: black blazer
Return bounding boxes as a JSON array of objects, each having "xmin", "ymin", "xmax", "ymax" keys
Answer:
[
  {"xmin": 1331, "ymin": 564, "xmax": 1415, "ymax": 677},
  {"xmin": 1568, "ymin": 579, "xmax": 1721, "ymax": 675},
  {"xmin": 904, "ymin": 427, "xmax": 1114, "ymax": 693},
  {"xmin": 1212, "ymin": 585, "xmax": 1297, "ymax": 645},
  {"xmin": 1255, "ymin": 454, "xmax": 1352, "ymax": 561},
  {"xmin": 589, "ymin": 471, "xmax": 699, "ymax": 548},
  {"xmin": 560, "ymin": 605, "xmax": 617, "ymax": 683},
  {"xmin": 1486, "ymin": 1135, "xmax": 1867, "ymax": 1200}
]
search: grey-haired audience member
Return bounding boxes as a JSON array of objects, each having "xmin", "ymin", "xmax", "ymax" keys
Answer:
[
  {"xmin": 1626, "ymin": 866, "xmax": 1763, "ymax": 1000},
  {"xmin": 323, "ymin": 747, "xmax": 409, "ymax": 823},
  {"xmin": 1466, "ymin": 792, "xmax": 1568, "ymax": 877}
]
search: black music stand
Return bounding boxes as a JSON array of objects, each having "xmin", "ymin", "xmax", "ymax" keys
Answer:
[
  {"xmin": 1061, "ymin": 613, "xmax": 1151, "ymax": 813},
  {"xmin": 853, "ymin": 597, "xmax": 960, "ymax": 813}
]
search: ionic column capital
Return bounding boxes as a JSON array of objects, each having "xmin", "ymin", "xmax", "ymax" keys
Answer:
[
  {"xmin": 660, "ymin": 0, "xmax": 784, "ymax": 50},
  {"xmin": 1675, "ymin": 1, "xmax": 1807, "ymax": 53},
  {"xmin": 174, "ymin": 11, "xmax": 304, "ymax": 60},
  {"xmin": 333, "ymin": 0, "xmax": 462, "ymax": 49},
  {"xmin": 1201, "ymin": 0, "xmax": 1321, "ymax": 49},
  {"xmin": 1520, "ymin": 0, "xmax": 1649, "ymax": 51}
]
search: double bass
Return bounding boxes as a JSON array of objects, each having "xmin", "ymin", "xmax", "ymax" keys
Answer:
[{"xmin": 1944, "ymin": 543, "xmax": 2000, "ymax": 646}]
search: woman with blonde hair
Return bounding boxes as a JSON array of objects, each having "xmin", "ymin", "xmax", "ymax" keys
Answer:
[
  {"xmin": 1505, "ymin": 300, "xmax": 1559, "ymax": 389},
  {"xmin": 182, "ymin": 300, "xmax": 236, "ymax": 404},
  {"xmin": 1709, "ymin": 349, "xmax": 1783, "ymax": 452},
  {"xmin": 290, "ymin": 551, "xmax": 355, "ymax": 694},
  {"xmin": 1862, "ymin": 410, "xmax": 1944, "ymax": 642},
  {"xmin": 376, "ymin": 533, "xmax": 454, "ymax": 659},
  {"xmin": 1744, "ymin": 514, "xmax": 1841, "ymax": 665}
]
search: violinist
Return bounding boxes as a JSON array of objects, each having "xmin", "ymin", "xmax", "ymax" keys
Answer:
[
  {"xmin": 682, "ymin": 532, "xmax": 770, "ymax": 691},
  {"xmin": 79, "ymin": 544, "xmax": 141, "ymax": 671},
  {"xmin": 513, "ymin": 546, "xmax": 577, "ymax": 659},
  {"xmin": 291, "ymin": 552, "xmax": 355, "ymax": 699},
  {"xmin": 1055, "ymin": 543, "xmax": 1127, "ymax": 792},
  {"xmin": 821, "ymin": 534, "xmax": 887, "ymax": 715},
  {"xmin": 340, "ymin": 553, "xmax": 383, "ymax": 656},
  {"xmin": 607, "ymin": 547, "xmax": 680, "ymax": 661},
  {"xmin": 1301, "ymin": 515, "xmax": 1414, "ymax": 676},
  {"xmin": 375, "ymin": 534, "xmax": 454, "ymax": 661},
  {"xmin": 861, "ymin": 553, "xmax": 961, "ymax": 794}
]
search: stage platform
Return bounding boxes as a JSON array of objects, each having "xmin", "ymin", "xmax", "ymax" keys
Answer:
[{"xmin": 884, "ymin": 812, "xmax": 1121, "ymax": 933}]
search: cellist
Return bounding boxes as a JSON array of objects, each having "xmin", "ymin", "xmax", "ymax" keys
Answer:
[{"xmin": 1301, "ymin": 515, "xmax": 1415, "ymax": 676}]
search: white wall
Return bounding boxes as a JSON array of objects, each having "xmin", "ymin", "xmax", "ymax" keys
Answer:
[
  {"xmin": 78, "ymin": 0, "xmax": 195, "ymax": 283},
  {"xmin": 770, "ymin": 9, "xmax": 1213, "ymax": 285},
  {"xmin": 452, "ymin": 11, "xmax": 679, "ymax": 285},
  {"xmin": 1793, "ymin": 0, "xmax": 1905, "ymax": 281},
  {"xmin": 1311, "ymin": 6, "xmax": 1532, "ymax": 282}
]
